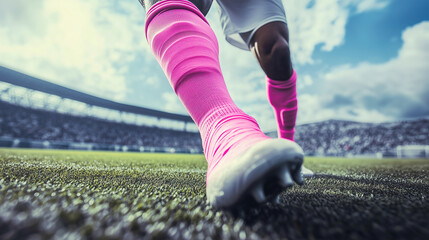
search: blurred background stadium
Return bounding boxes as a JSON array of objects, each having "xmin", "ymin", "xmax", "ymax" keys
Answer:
[{"xmin": 1, "ymin": 66, "xmax": 428, "ymax": 158}]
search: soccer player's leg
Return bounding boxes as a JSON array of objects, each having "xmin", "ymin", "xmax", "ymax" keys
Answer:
[
  {"xmin": 143, "ymin": 0, "xmax": 304, "ymax": 208},
  {"xmin": 249, "ymin": 22, "xmax": 314, "ymax": 177}
]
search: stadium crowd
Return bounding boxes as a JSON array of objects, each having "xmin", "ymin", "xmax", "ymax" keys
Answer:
[
  {"xmin": 0, "ymin": 101, "xmax": 202, "ymax": 151},
  {"xmin": 290, "ymin": 120, "xmax": 429, "ymax": 156},
  {"xmin": 1, "ymin": 100, "xmax": 428, "ymax": 155}
]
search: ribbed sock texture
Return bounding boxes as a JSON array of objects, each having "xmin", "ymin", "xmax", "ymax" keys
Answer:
[
  {"xmin": 267, "ymin": 70, "xmax": 298, "ymax": 141},
  {"xmin": 145, "ymin": 0, "xmax": 268, "ymax": 179}
]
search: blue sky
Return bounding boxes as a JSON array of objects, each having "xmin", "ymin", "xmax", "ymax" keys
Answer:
[{"xmin": 0, "ymin": 0, "xmax": 428, "ymax": 131}]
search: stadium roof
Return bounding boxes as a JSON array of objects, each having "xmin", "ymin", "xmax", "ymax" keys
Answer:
[{"xmin": 0, "ymin": 66, "xmax": 193, "ymax": 122}]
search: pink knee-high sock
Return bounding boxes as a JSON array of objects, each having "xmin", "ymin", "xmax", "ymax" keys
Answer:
[
  {"xmin": 145, "ymin": 0, "xmax": 269, "ymax": 179},
  {"xmin": 267, "ymin": 70, "xmax": 298, "ymax": 141}
]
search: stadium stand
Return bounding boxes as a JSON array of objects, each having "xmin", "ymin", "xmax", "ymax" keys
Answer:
[
  {"xmin": 1, "ymin": 98, "xmax": 428, "ymax": 156},
  {"xmin": 0, "ymin": 100, "xmax": 202, "ymax": 153},
  {"xmin": 268, "ymin": 119, "xmax": 429, "ymax": 157}
]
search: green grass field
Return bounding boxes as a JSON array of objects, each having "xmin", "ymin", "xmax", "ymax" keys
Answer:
[{"xmin": 0, "ymin": 148, "xmax": 428, "ymax": 240}]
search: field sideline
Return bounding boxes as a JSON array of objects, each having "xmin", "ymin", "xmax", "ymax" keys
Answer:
[{"xmin": 0, "ymin": 148, "xmax": 428, "ymax": 239}]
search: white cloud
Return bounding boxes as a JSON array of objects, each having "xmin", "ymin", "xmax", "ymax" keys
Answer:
[
  {"xmin": 284, "ymin": 0, "xmax": 390, "ymax": 64},
  {"xmin": 355, "ymin": 0, "xmax": 390, "ymax": 13},
  {"xmin": 298, "ymin": 74, "xmax": 314, "ymax": 89},
  {"xmin": 297, "ymin": 94, "xmax": 394, "ymax": 124},
  {"xmin": 162, "ymin": 92, "xmax": 187, "ymax": 114},
  {"xmin": 304, "ymin": 21, "xmax": 429, "ymax": 122},
  {"xmin": 285, "ymin": 0, "xmax": 348, "ymax": 64},
  {"xmin": 143, "ymin": 76, "xmax": 159, "ymax": 87},
  {"xmin": 0, "ymin": 0, "xmax": 148, "ymax": 101}
]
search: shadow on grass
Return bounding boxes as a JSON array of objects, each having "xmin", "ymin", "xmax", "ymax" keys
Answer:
[
  {"xmin": 312, "ymin": 173, "xmax": 429, "ymax": 191},
  {"xmin": 226, "ymin": 173, "xmax": 429, "ymax": 239}
]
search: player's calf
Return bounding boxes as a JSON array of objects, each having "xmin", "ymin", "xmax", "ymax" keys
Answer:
[{"xmin": 267, "ymin": 70, "xmax": 298, "ymax": 141}]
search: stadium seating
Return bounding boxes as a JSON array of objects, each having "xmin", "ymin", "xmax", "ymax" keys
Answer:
[
  {"xmin": 0, "ymin": 100, "xmax": 202, "ymax": 152},
  {"xmin": 268, "ymin": 119, "xmax": 429, "ymax": 156},
  {"xmin": 1, "ymin": 100, "xmax": 428, "ymax": 156}
]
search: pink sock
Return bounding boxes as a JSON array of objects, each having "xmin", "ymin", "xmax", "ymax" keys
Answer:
[
  {"xmin": 267, "ymin": 70, "xmax": 298, "ymax": 141},
  {"xmin": 145, "ymin": 0, "xmax": 269, "ymax": 179}
]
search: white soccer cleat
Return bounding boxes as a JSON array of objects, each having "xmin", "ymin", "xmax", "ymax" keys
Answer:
[{"xmin": 206, "ymin": 139, "xmax": 304, "ymax": 209}]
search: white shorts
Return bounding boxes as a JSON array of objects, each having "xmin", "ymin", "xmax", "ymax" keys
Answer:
[{"xmin": 215, "ymin": 0, "xmax": 287, "ymax": 50}]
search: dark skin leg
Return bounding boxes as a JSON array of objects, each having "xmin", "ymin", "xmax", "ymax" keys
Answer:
[
  {"xmin": 248, "ymin": 21, "xmax": 293, "ymax": 81},
  {"xmin": 141, "ymin": 0, "xmax": 213, "ymax": 16}
]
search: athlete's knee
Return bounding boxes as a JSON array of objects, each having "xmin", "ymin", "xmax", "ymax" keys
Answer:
[
  {"xmin": 256, "ymin": 35, "xmax": 293, "ymax": 79},
  {"xmin": 250, "ymin": 22, "xmax": 293, "ymax": 79},
  {"xmin": 269, "ymin": 38, "xmax": 292, "ymax": 68},
  {"xmin": 141, "ymin": 0, "xmax": 213, "ymax": 16}
]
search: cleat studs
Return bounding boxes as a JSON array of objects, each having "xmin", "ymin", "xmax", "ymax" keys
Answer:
[
  {"xmin": 279, "ymin": 168, "xmax": 294, "ymax": 187},
  {"xmin": 251, "ymin": 184, "xmax": 266, "ymax": 203}
]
